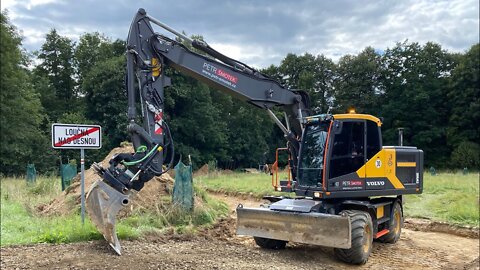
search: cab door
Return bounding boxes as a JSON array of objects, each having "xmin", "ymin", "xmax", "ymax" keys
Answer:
[
  {"xmin": 364, "ymin": 120, "xmax": 385, "ymax": 189},
  {"xmin": 327, "ymin": 120, "xmax": 366, "ymax": 190}
]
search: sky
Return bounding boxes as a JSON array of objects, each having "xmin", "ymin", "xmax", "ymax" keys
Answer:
[{"xmin": 2, "ymin": 0, "xmax": 479, "ymax": 68}]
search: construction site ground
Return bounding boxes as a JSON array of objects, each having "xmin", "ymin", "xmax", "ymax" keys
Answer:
[{"xmin": 1, "ymin": 193, "xmax": 479, "ymax": 270}]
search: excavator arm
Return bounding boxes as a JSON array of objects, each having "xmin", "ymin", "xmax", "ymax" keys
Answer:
[{"xmin": 86, "ymin": 8, "xmax": 310, "ymax": 254}]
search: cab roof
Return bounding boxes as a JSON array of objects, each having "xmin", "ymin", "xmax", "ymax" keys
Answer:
[
  {"xmin": 304, "ymin": 114, "xmax": 382, "ymax": 127},
  {"xmin": 333, "ymin": 113, "xmax": 382, "ymax": 126}
]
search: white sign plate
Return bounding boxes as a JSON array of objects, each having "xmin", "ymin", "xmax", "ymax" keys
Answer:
[{"xmin": 52, "ymin": 123, "xmax": 102, "ymax": 149}]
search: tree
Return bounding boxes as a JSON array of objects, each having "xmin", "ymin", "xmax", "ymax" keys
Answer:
[
  {"xmin": 35, "ymin": 29, "xmax": 76, "ymax": 121},
  {"xmin": 334, "ymin": 47, "xmax": 383, "ymax": 114},
  {"xmin": 74, "ymin": 32, "xmax": 125, "ymax": 91},
  {"xmin": 380, "ymin": 41, "xmax": 456, "ymax": 167},
  {"xmin": 278, "ymin": 53, "xmax": 335, "ymax": 113},
  {"xmin": 0, "ymin": 12, "xmax": 52, "ymax": 174},
  {"xmin": 447, "ymin": 44, "xmax": 480, "ymax": 164},
  {"xmin": 451, "ymin": 141, "xmax": 480, "ymax": 169},
  {"xmin": 83, "ymin": 55, "xmax": 128, "ymax": 161},
  {"xmin": 164, "ymin": 69, "xmax": 229, "ymax": 167}
]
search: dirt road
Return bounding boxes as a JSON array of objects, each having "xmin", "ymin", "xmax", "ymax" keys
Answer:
[{"xmin": 1, "ymin": 194, "xmax": 478, "ymax": 270}]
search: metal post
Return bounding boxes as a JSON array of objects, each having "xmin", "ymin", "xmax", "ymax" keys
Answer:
[
  {"xmin": 398, "ymin": 128, "xmax": 404, "ymax": 146},
  {"xmin": 80, "ymin": 148, "xmax": 85, "ymax": 225}
]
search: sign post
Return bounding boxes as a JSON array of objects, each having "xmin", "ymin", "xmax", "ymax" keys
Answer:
[
  {"xmin": 52, "ymin": 124, "xmax": 102, "ymax": 225},
  {"xmin": 80, "ymin": 148, "xmax": 85, "ymax": 224}
]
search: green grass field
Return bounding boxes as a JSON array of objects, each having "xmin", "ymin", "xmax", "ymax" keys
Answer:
[
  {"xmin": 404, "ymin": 173, "xmax": 479, "ymax": 226},
  {"xmin": 197, "ymin": 171, "xmax": 479, "ymax": 226},
  {"xmin": 1, "ymin": 171, "xmax": 477, "ymax": 247},
  {"xmin": 0, "ymin": 176, "xmax": 228, "ymax": 246},
  {"xmin": 196, "ymin": 170, "xmax": 293, "ymax": 198}
]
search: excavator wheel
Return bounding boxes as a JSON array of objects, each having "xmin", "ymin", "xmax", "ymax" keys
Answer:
[
  {"xmin": 379, "ymin": 201, "xmax": 403, "ymax": 243},
  {"xmin": 254, "ymin": 237, "xmax": 287, "ymax": 250},
  {"xmin": 334, "ymin": 210, "xmax": 373, "ymax": 265}
]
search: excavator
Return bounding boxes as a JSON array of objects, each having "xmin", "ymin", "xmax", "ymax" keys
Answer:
[{"xmin": 86, "ymin": 9, "xmax": 424, "ymax": 265}]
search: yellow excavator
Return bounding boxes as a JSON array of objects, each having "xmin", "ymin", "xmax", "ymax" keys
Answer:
[{"xmin": 86, "ymin": 9, "xmax": 423, "ymax": 264}]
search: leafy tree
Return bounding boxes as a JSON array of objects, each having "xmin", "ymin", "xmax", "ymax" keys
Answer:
[
  {"xmin": 0, "ymin": 12, "xmax": 52, "ymax": 174},
  {"xmin": 334, "ymin": 47, "xmax": 383, "ymax": 114},
  {"xmin": 35, "ymin": 29, "xmax": 76, "ymax": 121},
  {"xmin": 447, "ymin": 44, "xmax": 479, "ymax": 157},
  {"xmin": 74, "ymin": 32, "xmax": 125, "ymax": 90},
  {"xmin": 380, "ymin": 41, "xmax": 456, "ymax": 166},
  {"xmin": 451, "ymin": 141, "xmax": 480, "ymax": 169},
  {"xmin": 164, "ymin": 69, "xmax": 229, "ymax": 167},
  {"xmin": 82, "ymin": 55, "xmax": 128, "ymax": 162},
  {"xmin": 278, "ymin": 53, "xmax": 335, "ymax": 113}
]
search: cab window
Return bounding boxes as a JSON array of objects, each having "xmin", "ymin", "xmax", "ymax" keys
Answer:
[{"xmin": 329, "ymin": 121, "xmax": 365, "ymax": 179}]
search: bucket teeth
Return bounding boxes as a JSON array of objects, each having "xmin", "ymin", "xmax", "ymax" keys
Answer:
[{"xmin": 86, "ymin": 180, "xmax": 131, "ymax": 255}]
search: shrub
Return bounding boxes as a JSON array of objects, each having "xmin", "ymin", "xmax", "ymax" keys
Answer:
[{"xmin": 451, "ymin": 141, "xmax": 480, "ymax": 169}]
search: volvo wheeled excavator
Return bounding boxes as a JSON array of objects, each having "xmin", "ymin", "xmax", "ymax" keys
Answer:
[{"xmin": 86, "ymin": 9, "xmax": 424, "ymax": 264}]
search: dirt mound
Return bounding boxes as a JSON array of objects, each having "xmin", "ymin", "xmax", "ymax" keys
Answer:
[
  {"xmin": 404, "ymin": 218, "xmax": 479, "ymax": 239},
  {"xmin": 38, "ymin": 144, "xmax": 174, "ymax": 216},
  {"xmin": 193, "ymin": 164, "xmax": 209, "ymax": 177},
  {"xmin": 199, "ymin": 217, "xmax": 237, "ymax": 241}
]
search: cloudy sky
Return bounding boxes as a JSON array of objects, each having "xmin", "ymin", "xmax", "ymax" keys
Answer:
[{"xmin": 2, "ymin": 0, "xmax": 479, "ymax": 67}]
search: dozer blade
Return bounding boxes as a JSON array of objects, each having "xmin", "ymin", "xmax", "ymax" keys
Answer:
[
  {"xmin": 86, "ymin": 180, "xmax": 131, "ymax": 255},
  {"xmin": 236, "ymin": 207, "xmax": 351, "ymax": 249}
]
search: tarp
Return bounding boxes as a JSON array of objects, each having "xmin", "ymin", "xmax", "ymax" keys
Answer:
[
  {"xmin": 173, "ymin": 161, "xmax": 194, "ymax": 211},
  {"xmin": 61, "ymin": 164, "xmax": 77, "ymax": 191},
  {"xmin": 26, "ymin": 164, "xmax": 36, "ymax": 183}
]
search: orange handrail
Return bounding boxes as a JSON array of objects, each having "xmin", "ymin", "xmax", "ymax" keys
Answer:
[{"xmin": 271, "ymin": 147, "xmax": 291, "ymax": 190}]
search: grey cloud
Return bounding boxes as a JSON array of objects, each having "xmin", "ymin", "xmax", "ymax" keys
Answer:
[{"xmin": 3, "ymin": 0, "xmax": 479, "ymax": 67}]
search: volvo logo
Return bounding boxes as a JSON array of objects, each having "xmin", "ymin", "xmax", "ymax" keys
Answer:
[{"xmin": 366, "ymin": 181, "xmax": 385, "ymax": 186}]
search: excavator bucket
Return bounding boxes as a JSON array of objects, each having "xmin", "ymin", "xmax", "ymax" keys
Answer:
[
  {"xmin": 86, "ymin": 180, "xmax": 131, "ymax": 255},
  {"xmin": 236, "ymin": 207, "xmax": 351, "ymax": 248}
]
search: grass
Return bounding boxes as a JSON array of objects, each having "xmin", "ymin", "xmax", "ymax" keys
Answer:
[
  {"xmin": 197, "ymin": 171, "xmax": 479, "ymax": 227},
  {"xmin": 404, "ymin": 173, "xmax": 479, "ymax": 226},
  {"xmin": 2, "ymin": 171, "xmax": 477, "ymax": 246},
  {"xmin": 196, "ymin": 170, "xmax": 294, "ymax": 198},
  {"xmin": 1, "ymin": 176, "xmax": 228, "ymax": 246}
]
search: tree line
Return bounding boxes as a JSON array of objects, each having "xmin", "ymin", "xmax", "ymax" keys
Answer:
[{"xmin": 1, "ymin": 12, "xmax": 478, "ymax": 175}]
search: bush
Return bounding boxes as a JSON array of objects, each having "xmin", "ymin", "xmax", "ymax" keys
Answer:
[{"xmin": 451, "ymin": 141, "xmax": 480, "ymax": 169}]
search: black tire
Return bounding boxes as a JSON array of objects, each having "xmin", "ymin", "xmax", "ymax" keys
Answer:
[
  {"xmin": 254, "ymin": 237, "xmax": 287, "ymax": 250},
  {"xmin": 334, "ymin": 210, "xmax": 373, "ymax": 265},
  {"xmin": 379, "ymin": 201, "xmax": 403, "ymax": 243}
]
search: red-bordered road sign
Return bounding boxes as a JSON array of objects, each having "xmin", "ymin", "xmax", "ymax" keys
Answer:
[{"xmin": 52, "ymin": 123, "xmax": 102, "ymax": 149}]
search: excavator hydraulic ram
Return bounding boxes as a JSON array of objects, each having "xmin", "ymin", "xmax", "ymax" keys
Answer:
[{"xmin": 237, "ymin": 206, "xmax": 351, "ymax": 248}]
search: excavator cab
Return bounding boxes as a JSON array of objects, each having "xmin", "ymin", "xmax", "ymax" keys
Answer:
[{"xmin": 290, "ymin": 113, "xmax": 423, "ymax": 199}]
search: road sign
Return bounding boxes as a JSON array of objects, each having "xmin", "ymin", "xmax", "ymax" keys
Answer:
[
  {"xmin": 52, "ymin": 124, "xmax": 102, "ymax": 149},
  {"xmin": 52, "ymin": 123, "xmax": 102, "ymax": 225}
]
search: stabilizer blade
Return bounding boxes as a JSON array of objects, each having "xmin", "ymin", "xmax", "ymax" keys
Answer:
[
  {"xmin": 236, "ymin": 207, "xmax": 351, "ymax": 248},
  {"xmin": 86, "ymin": 180, "xmax": 131, "ymax": 255}
]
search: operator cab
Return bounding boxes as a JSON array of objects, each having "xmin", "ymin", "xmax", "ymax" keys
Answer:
[{"xmin": 296, "ymin": 114, "xmax": 382, "ymax": 197}]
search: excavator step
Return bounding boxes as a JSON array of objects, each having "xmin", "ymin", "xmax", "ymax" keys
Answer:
[
  {"xmin": 375, "ymin": 229, "xmax": 390, "ymax": 238},
  {"xmin": 279, "ymin": 180, "xmax": 293, "ymax": 192}
]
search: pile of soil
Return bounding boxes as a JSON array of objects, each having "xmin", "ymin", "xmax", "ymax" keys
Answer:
[
  {"xmin": 404, "ymin": 218, "xmax": 479, "ymax": 239},
  {"xmin": 193, "ymin": 164, "xmax": 209, "ymax": 177},
  {"xmin": 37, "ymin": 144, "xmax": 174, "ymax": 216},
  {"xmin": 199, "ymin": 217, "xmax": 237, "ymax": 241}
]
